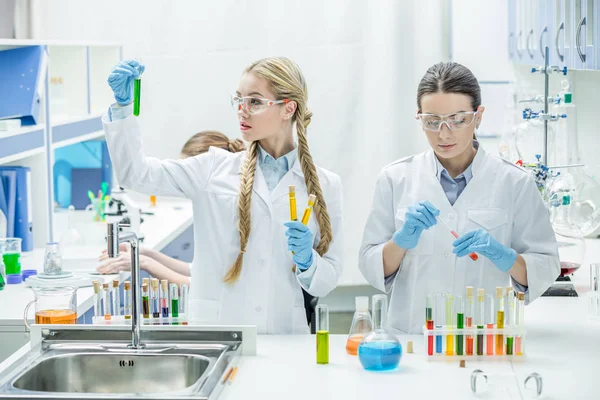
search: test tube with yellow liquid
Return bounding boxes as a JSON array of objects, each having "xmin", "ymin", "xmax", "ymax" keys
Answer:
[
  {"xmin": 495, "ymin": 287, "xmax": 504, "ymax": 355},
  {"xmin": 316, "ymin": 304, "xmax": 329, "ymax": 364}
]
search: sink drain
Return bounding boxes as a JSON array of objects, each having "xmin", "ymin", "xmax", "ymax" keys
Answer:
[{"xmin": 119, "ymin": 360, "xmax": 135, "ymax": 367}]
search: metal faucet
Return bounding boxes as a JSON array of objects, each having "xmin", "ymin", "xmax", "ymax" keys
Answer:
[{"xmin": 106, "ymin": 222, "xmax": 144, "ymax": 349}]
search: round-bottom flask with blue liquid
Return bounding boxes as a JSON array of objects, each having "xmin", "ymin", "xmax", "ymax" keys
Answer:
[{"xmin": 358, "ymin": 294, "xmax": 402, "ymax": 371}]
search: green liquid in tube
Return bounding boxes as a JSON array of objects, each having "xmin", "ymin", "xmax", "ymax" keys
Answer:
[
  {"xmin": 133, "ymin": 79, "xmax": 141, "ymax": 116},
  {"xmin": 316, "ymin": 330, "xmax": 329, "ymax": 364}
]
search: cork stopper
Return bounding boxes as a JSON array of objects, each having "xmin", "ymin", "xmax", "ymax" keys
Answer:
[
  {"xmin": 518, "ymin": 292, "xmax": 525, "ymax": 301},
  {"xmin": 142, "ymin": 278, "xmax": 149, "ymax": 286},
  {"xmin": 124, "ymin": 281, "xmax": 131, "ymax": 290},
  {"xmin": 496, "ymin": 287, "xmax": 503, "ymax": 297},
  {"xmin": 289, "ymin": 185, "xmax": 295, "ymax": 194},
  {"xmin": 308, "ymin": 194, "xmax": 316, "ymax": 204},
  {"xmin": 459, "ymin": 360, "xmax": 466, "ymax": 368},
  {"xmin": 93, "ymin": 280, "xmax": 101, "ymax": 294},
  {"xmin": 477, "ymin": 288, "xmax": 484, "ymax": 297},
  {"xmin": 151, "ymin": 278, "xmax": 159, "ymax": 291},
  {"xmin": 161, "ymin": 279, "xmax": 168, "ymax": 292},
  {"xmin": 112, "ymin": 279, "xmax": 119, "ymax": 288},
  {"xmin": 505, "ymin": 287, "xmax": 513, "ymax": 296},
  {"xmin": 466, "ymin": 286, "xmax": 474, "ymax": 297},
  {"xmin": 406, "ymin": 341, "xmax": 414, "ymax": 354},
  {"xmin": 103, "ymin": 283, "xmax": 109, "ymax": 289}
]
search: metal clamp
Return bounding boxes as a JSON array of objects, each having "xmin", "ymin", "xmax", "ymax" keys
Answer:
[
  {"xmin": 576, "ymin": 16, "xmax": 586, "ymax": 63},
  {"xmin": 526, "ymin": 29, "xmax": 534, "ymax": 59},
  {"xmin": 539, "ymin": 26, "xmax": 547, "ymax": 58},
  {"xmin": 555, "ymin": 21, "xmax": 564, "ymax": 62}
]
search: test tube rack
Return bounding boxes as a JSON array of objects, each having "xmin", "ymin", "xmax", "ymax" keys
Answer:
[
  {"xmin": 93, "ymin": 315, "xmax": 189, "ymax": 326},
  {"xmin": 422, "ymin": 326, "xmax": 527, "ymax": 361}
]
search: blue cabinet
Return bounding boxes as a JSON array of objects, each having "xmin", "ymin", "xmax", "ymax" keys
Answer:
[{"xmin": 159, "ymin": 225, "xmax": 194, "ymax": 263}]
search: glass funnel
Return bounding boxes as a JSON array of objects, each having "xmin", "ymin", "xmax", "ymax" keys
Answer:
[{"xmin": 357, "ymin": 294, "xmax": 402, "ymax": 371}]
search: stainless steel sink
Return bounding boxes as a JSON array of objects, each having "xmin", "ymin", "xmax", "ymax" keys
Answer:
[
  {"xmin": 0, "ymin": 327, "xmax": 244, "ymax": 399},
  {"xmin": 13, "ymin": 352, "xmax": 210, "ymax": 393}
]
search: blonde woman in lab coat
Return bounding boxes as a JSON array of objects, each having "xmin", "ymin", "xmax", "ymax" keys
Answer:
[
  {"xmin": 359, "ymin": 62, "xmax": 560, "ymax": 334},
  {"xmin": 103, "ymin": 57, "xmax": 343, "ymax": 334}
]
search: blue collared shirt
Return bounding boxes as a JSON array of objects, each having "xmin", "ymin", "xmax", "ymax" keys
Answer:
[
  {"xmin": 434, "ymin": 141, "xmax": 478, "ymax": 205},
  {"xmin": 257, "ymin": 145, "xmax": 297, "ymax": 192}
]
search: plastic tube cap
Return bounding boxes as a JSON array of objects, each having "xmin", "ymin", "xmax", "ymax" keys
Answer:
[
  {"xmin": 7, "ymin": 274, "xmax": 22, "ymax": 284},
  {"xmin": 21, "ymin": 270, "xmax": 37, "ymax": 281},
  {"xmin": 355, "ymin": 296, "xmax": 369, "ymax": 312}
]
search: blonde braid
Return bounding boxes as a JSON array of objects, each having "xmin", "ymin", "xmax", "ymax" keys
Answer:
[
  {"xmin": 295, "ymin": 106, "xmax": 333, "ymax": 256},
  {"xmin": 223, "ymin": 141, "xmax": 259, "ymax": 283}
]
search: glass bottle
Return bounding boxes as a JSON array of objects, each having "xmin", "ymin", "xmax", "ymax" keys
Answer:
[
  {"xmin": 43, "ymin": 242, "xmax": 63, "ymax": 276},
  {"xmin": 358, "ymin": 294, "xmax": 402, "ymax": 371},
  {"xmin": 346, "ymin": 296, "xmax": 373, "ymax": 355}
]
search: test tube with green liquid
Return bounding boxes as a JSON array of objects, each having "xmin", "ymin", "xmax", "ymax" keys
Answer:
[
  {"xmin": 133, "ymin": 78, "xmax": 141, "ymax": 116},
  {"xmin": 170, "ymin": 284, "xmax": 179, "ymax": 324},
  {"xmin": 316, "ymin": 304, "xmax": 329, "ymax": 364}
]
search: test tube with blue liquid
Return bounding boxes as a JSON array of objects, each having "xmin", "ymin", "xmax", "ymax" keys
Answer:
[{"xmin": 357, "ymin": 294, "xmax": 402, "ymax": 371}]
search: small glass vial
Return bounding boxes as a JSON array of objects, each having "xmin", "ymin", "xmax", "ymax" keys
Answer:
[{"xmin": 123, "ymin": 281, "xmax": 132, "ymax": 320}]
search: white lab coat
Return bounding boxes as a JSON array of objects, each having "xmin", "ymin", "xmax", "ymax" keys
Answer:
[
  {"xmin": 359, "ymin": 147, "xmax": 560, "ymax": 334},
  {"xmin": 103, "ymin": 115, "xmax": 344, "ymax": 334}
]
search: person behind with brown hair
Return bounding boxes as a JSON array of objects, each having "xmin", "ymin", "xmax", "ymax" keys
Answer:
[
  {"xmin": 103, "ymin": 57, "xmax": 343, "ymax": 334},
  {"xmin": 97, "ymin": 130, "xmax": 246, "ymax": 286}
]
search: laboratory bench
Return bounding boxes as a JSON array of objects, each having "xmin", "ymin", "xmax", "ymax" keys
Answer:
[
  {"xmin": 0, "ymin": 199, "xmax": 193, "ymax": 362},
  {"xmin": 0, "ymin": 295, "xmax": 598, "ymax": 399}
]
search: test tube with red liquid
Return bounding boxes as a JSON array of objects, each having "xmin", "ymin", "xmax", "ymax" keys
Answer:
[{"xmin": 436, "ymin": 216, "xmax": 478, "ymax": 261}]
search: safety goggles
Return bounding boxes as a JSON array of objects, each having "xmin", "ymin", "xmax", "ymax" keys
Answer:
[
  {"xmin": 230, "ymin": 95, "xmax": 290, "ymax": 115},
  {"xmin": 415, "ymin": 110, "xmax": 479, "ymax": 132}
]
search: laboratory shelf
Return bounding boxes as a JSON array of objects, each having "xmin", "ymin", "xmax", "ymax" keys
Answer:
[
  {"xmin": 0, "ymin": 114, "xmax": 104, "ymax": 165},
  {"xmin": 52, "ymin": 114, "xmax": 104, "ymax": 148}
]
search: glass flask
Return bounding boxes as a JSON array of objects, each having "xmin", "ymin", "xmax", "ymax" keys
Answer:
[
  {"xmin": 555, "ymin": 233, "xmax": 585, "ymax": 277},
  {"xmin": 59, "ymin": 205, "xmax": 86, "ymax": 248},
  {"xmin": 358, "ymin": 294, "xmax": 402, "ymax": 371},
  {"xmin": 514, "ymin": 118, "xmax": 555, "ymax": 165},
  {"xmin": 346, "ymin": 296, "xmax": 373, "ymax": 355},
  {"xmin": 546, "ymin": 169, "xmax": 600, "ymax": 237}
]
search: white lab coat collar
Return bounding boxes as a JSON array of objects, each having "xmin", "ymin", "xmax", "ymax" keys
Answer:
[{"xmin": 425, "ymin": 142, "xmax": 486, "ymax": 179}]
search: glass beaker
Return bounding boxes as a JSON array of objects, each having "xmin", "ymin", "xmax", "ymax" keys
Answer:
[
  {"xmin": 346, "ymin": 296, "xmax": 373, "ymax": 355},
  {"xmin": 23, "ymin": 286, "xmax": 77, "ymax": 328},
  {"xmin": 358, "ymin": 294, "xmax": 402, "ymax": 371},
  {"xmin": 1, "ymin": 238, "xmax": 22, "ymax": 275},
  {"xmin": 43, "ymin": 242, "xmax": 63, "ymax": 275}
]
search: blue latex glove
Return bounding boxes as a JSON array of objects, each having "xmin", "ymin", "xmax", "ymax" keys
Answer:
[
  {"xmin": 452, "ymin": 228, "xmax": 517, "ymax": 272},
  {"xmin": 107, "ymin": 60, "xmax": 145, "ymax": 105},
  {"xmin": 284, "ymin": 221, "xmax": 314, "ymax": 271},
  {"xmin": 392, "ymin": 201, "xmax": 439, "ymax": 250}
]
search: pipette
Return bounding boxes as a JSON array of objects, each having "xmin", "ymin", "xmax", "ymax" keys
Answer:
[{"xmin": 436, "ymin": 216, "xmax": 478, "ymax": 261}]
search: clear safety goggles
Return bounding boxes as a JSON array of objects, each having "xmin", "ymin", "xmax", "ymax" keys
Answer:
[
  {"xmin": 230, "ymin": 95, "xmax": 289, "ymax": 115},
  {"xmin": 415, "ymin": 110, "xmax": 479, "ymax": 132}
]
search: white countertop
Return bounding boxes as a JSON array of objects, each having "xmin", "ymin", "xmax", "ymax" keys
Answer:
[
  {"xmin": 0, "ymin": 282, "xmax": 598, "ymax": 399},
  {"xmin": 0, "ymin": 199, "xmax": 192, "ymax": 327},
  {"xmin": 219, "ymin": 296, "xmax": 600, "ymax": 400}
]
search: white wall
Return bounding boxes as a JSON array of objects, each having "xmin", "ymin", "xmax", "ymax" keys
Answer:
[{"xmin": 29, "ymin": 0, "xmax": 449, "ymax": 286}]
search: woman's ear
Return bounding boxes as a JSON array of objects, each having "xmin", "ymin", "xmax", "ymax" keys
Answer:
[
  {"xmin": 475, "ymin": 105, "xmax": 485, "ymax": 128},
  {"xmin": 282, "ymin": 100, "xmax": 297, "ymax": 120}
]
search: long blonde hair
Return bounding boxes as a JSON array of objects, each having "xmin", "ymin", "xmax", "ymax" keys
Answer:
[{"xmin": 223, "ymin": 57, "xmax": 333, "ymax": 284}]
